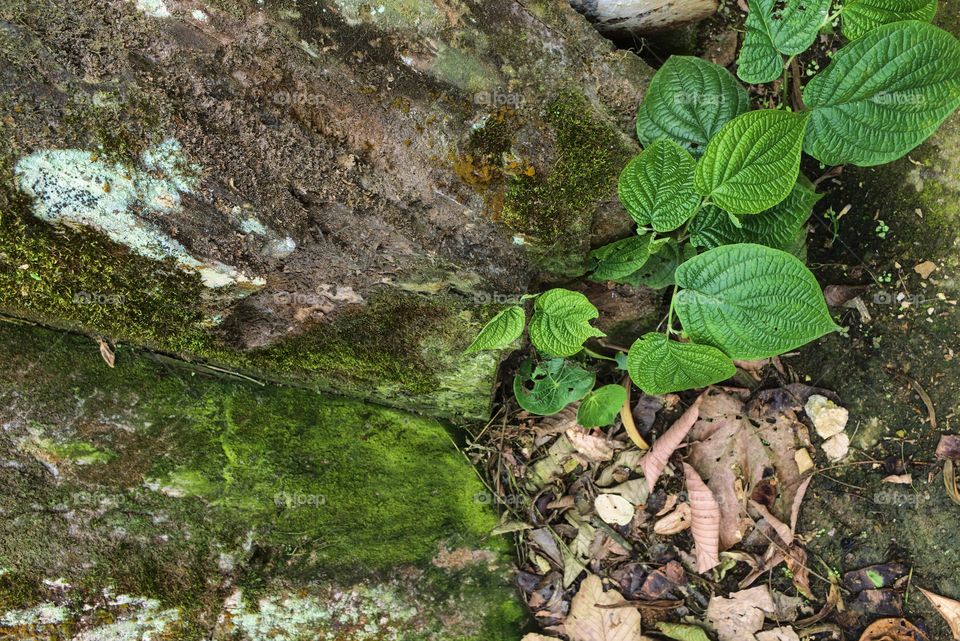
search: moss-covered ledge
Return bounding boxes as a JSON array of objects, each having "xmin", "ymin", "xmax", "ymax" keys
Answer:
[{"xmin": 0, "ymin": 322, "xmax": 527, "ymax": 640}]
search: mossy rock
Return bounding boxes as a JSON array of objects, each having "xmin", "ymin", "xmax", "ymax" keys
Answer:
[{"xmin": 0, "ymin": 322, "xmax": 528, "ymax": 640}]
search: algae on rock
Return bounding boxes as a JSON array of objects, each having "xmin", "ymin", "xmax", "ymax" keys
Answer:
[{"xmin": 0, "ymin": 322, "xmax": 526, "ymax": 640}]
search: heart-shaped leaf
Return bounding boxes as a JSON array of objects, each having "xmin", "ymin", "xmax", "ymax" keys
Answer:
[
  {"xmin": 618, "ymin": 240, "xmax": 697, "ymax": 290},
  {"xmin": 694, "ymin": 110, "xmax": 810, "ymax": 215},
  {"xmin": 627, "ymin": 333, "xmax": 736, "ymax": 395},
  {"xmin": 737, "ymin": 0, "xmax": 832, "ymax": 84},
  {"xmin": 690, "ymin": 178, "xmax": 821, "ymax": 252},
  {"xmin": 529, "ymin": 289, "xmax": 605, "ymax": 357},
  {"xmin": 577, "ymin": 384, "xmax": 628, "ymax": 427},
  {"xmin": 842, "ymin": 0, "xmax": 937, "ymax": 40},
  {"xmin": 589, "ymin": 235, "xmax": 654, "ymax": 281},
  {"xmin": 618, "ymin": 139, "xmax": 701, "ymax": 232},
  {"xmin": 674, "ymin": 244, "xmax": 839, "ymax": 359},
  {"xmin": 636, "ymin": 56, "xmax": 750, "ymax": 158},
  {"xmin": 803, "ymin": 20, "xmax": 960, "ymax": 166},
  {"xmin": 513, "ymin": 358, "xmax": 595, "ymax": 415},
  {"xmin": 465, "ymin": 306, "xmax": 525, "ymax": 353}
]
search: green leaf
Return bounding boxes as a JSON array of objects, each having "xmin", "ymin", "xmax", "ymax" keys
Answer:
[
  {"xmin": 577, "ymin": 384, "xmax": 628, "ymax": 427},
  {"xmin": 737, "ymin": 0, "xmax": 832, "ymax": 84},
  {"xmin": 694, "ymin": 110, "xmax": 810, "ymax": 215},
  {"xmin": 513, "ymin": 358, "xmax": 595, "ymax": 415},
  {"xmin": 618, "ymin": 140, "xmax": 701, "ymax": 232},
  {"xmin": 690, "ymin": 178, "xmax": 822, "ymax": 251},
  {"xmin": 842, "ymin": 0, "xmax": 937, "ymax": 40},
  {"xmin": 674, "ymin": 244, "xmax": 840, "ymax": 359},
  {"xmin": 528, "ymin": 289, "xmax": 606, "ymax": 357},
  {"xmin": 618, "ymin": 240, "xmax": 696, "ymax": 290},
  {"xmin": 465, "ymin": 306, "xmax": 526, "ymax": 353},
  {"xmin": 589, "ymin": 235, "xmax": 654, "ymax": 281},
  {"xmin": 657, "ymin": 622, "xmax": 712, "ymax": 641},
  {"xmin": 636, "ymin": 56, "xmax": 750, "ymax": 157},
  {"xmin": 627, "ymin": 333, "xmax": 736, "ymax": 395},
  {"xmin": 803, "ymin": 20, "xmax": 960, "ymax": 166}
]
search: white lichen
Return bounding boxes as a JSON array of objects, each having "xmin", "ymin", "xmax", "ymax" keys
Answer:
[
  {"xmin": 14, "ymin": 139, "xmax": 265, "ymax": 289},
  {"xmin": 131, "ymin": 0, "xmax": 171, "ymax": 18},
  {"xmin": 74, "ymin": 594, "xmax": 179, "ymax": 641},
  {"xmin": 0, "ymin": 602, "xmax": 68, "ymax": 626}
]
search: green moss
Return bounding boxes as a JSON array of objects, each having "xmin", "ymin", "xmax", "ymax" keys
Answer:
[
  {"xmin": 501, "ymin": 90, "xmax": 633, "ymax": 275},
  {"xmin": 0, "ymin": 322, "xmax": 525, "ymax": 639}
]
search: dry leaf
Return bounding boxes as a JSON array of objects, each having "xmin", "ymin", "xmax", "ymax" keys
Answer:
[
  {"xmin": 642, "ymin": 394, "xmax": 704, "ymax": 491},
  {"xmin": 784, "ymin": 546, "xmax": 813, "ymax": 600},
  {"xmin": 757, "ymin": 628, "xmax": 801, "ymax": 641},
  {"xmin": 687, "ymin": 389, "xmax": 806, "ymax": 550},
  {"xmin": 567, "ymin": 427, "xmax": 616, "ymax": 463},
  {"xmin": 653, "ymin": 503, "xmax": 692, "ymax": 535},
  {"xmin": 914, "ymin": 260, "xmax": 937, "ymax": 279},
  {"xmin": 606, "ymin": 479, "xmax": 650, "ymax": 506},
  {"xmin": 918, "ymin": 588, "xmax": 960, "ymax": 639},
  {"xmin": 858, "ymin": 617, "xmax": 929, "ymax": 641},
  {"xmin": 882, "ymin": 474, "xmax": 913, "ymax": 484},
  {"xmin": 522, "ymin": 635, "xmax": 561, "ymax": 641},
  {"xmin": 98, "ymin": 338, "xmax": 116, "ymax": 368},
  {"xmin": 565, "ymin": 574, "xmax": 644, "ymax": 641},
  {"xmin": 595, "ymin": 493, "xmax": 635, "ymax": 526},
  {"xmin": 683, "ymin": 463, "xmax": 720, "ymax": 573},
  {"xmin": 705, "ymin": 586, "xmax": 777, "ymax": 641}
]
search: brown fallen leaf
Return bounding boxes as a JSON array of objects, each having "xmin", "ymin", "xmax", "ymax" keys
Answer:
[
  {"xmin": 705, "ymin": 586, "xmax": 777, "ymax": 641},
  {"xmin": 757, "ymin": 628, "xmax": 801, "ymax": 641},
  {"xmin": 641, "ymin": 394, "xmax": 704, "ymax": 491},
  {"xmin": 858, "ymin": 617, "xmax": 929, "ymax": 641},
  {"xmin": 784, "ymin": 546, "xmax": 813, "ymax": 600},
  {"xmin": 914, "ymin": 260, "xmax": 937, "ymax": 279},
  {"xmin": 565, "ymin": 574, "xmax": 644, "ymax": 641},
  {"xmin": 566, "ymin": 427, "xmax": 617, "ymax": 463},
  {"xmin": 522, "ymin": 635, "xmax": 561, "ymax": 641},
  {"xmin": 918, "ymin": 588, "xmax": 960, "ymax": 640},
  {"xmin": 683, "ymin": 463, "xmax": 720, "ymax": 573},
  {"xmin": 686, "ymin": 389, "xmax": 805, "ymax": 550},
  {"xmin": 653, "ymin": 503, "xmax": 692, "ymax": 535},
  {"xmin": 98, "ymin": 337, "xmax": 116, "ymax": 368}
]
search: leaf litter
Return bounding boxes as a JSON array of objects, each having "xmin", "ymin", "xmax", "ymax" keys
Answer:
[{"xmin": 474, "ymin": 369, "xmax": 955, "ymax": 640}]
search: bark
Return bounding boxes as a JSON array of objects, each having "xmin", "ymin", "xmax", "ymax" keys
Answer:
[{"xmin": 0, "ymin": 0, "xmax": 658, "ymax": 418}]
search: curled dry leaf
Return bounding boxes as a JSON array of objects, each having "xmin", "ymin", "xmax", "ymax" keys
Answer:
[
  {"xmin": 653, "ymin": 502, "xmax": 692, "ymax": 535},
  {"xmin": 683, "ymin": 463, "xmax": 720, "ymax": 573},
  {"xmin": 565, "ymin": 574, "xmax": 644, "ymax": 641},
  {"xmin": 97, "ymin": 337, "xmax": 116, "ymax": 368},
  {"xmin": 858, "ymin": 617, "xmax": 929, "ymax": 641},
  {"xmin": 642, "ymin": 394, "xmax": 704, "ymax": 492},
  {"xmin": 918, "ymin": 588, "xmax": 960, "ymax": 640},
  {"xmin": 595, "ymin": 493, "xmax": 635, "ymax": 526}
]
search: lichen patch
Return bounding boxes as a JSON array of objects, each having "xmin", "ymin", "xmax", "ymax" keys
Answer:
[{"xmin": 14, "ymin": 139, "xmax": 265, "ymax": 290}]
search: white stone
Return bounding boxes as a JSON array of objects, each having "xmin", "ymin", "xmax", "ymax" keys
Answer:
[{"xmin": 804, "ymin": 395, "xmax": 849, "ymax": 439}]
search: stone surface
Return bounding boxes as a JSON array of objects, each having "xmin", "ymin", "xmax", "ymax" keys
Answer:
[
  {"xmin": 0, "ymin": 0, "xmax": 658, "ymax": 419},
  {"xmin": 0, "ymin": 321, "xmax": 525, "ymax": 640},
  {"xmin": 793, "ymin": 10, "xmax": 960, "ymax": 639}
]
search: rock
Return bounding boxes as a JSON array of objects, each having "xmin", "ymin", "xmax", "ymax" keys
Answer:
[
  {"xmin": 822, "ymin": 433, "xmax": 850, "ymax": 462},
  {"xmin": 0, "ymin": 0, "xmax": 658, "ymax": 419},
  {"xmin": 570, "ymin": 0, "xmax": 719, "ymax": 35},
  {"xmin": 804, "ymin": 395, "xmax": 849, "ymax": 439},
  {"xmin": 0, "ymin": 322, "xmax": 526, "ymax": 640}
]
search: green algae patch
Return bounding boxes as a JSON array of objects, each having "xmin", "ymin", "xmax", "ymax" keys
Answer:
[
  {"xmin": 0, "ymin": 322, "xmax": 526, "ymax": 639},
  {"xmin": 501, "ymin": 91, "xmax": 633, "ymax": 276}
]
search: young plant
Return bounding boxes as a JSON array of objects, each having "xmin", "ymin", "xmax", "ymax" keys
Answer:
[{"xmin": 469, "ymin": 8, "xmax": 960, "ymax": 425}]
